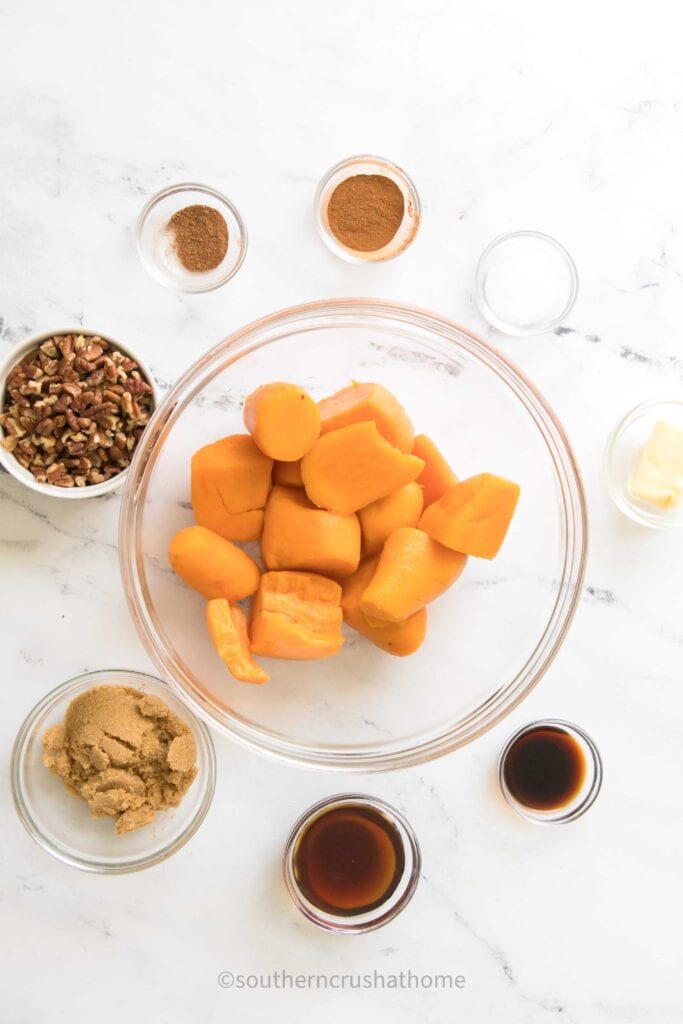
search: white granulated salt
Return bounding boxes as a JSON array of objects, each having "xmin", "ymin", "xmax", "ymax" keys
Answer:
[{"xmin": 479, "ymin": 234, "xmax": 575, "ymax": 334}]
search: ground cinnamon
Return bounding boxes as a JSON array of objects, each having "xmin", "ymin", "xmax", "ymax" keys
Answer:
[
  {"xmin": 168, "ymin": 204, "xmax": 228, "ymax": 272},
  {"xmin": 326, "ymin": 174, "xmax": 405, "ymax": 253}
]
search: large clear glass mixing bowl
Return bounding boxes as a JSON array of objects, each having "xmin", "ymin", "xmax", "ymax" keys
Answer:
[{"xmin": 119, "ymin": 299, "xmax": 587, "ymax": 771}]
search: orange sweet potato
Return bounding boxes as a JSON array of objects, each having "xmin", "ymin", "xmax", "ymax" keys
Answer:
[
  {"xmin": 191, "ymin": 434, "xmax": 272, "ymax": 542},
  {"xmin": 250, "ymin": 571, "xmax": 344, "ymax": 660},
  {"xmin": 244, "ymin": 382, "xmax": 320, "ymax": 461},
  {"xmin": 261, "ymin": 485, "xmax": 361, "ymax": 579},
  {"xmin": 272, "ymin": 459, "xmax": 304, "ymax": 487},
  {"xmin": 419, "ymin": 473, "xmax": 520, "ymax": 559},
  {"xmin": 359, "ymin": 527, "xmax": 467, "ymax": 622},
  {"xmin": 301, "ymin": 422, "xmax": 424, "ymax": 515},
  {"xmin": 341, "ymin": 557, "xmax": 427, "ymax": 656},
  {"xmin": 206, "ymin": 600, "xmax": 270, "ymax": 684},
  {"xmin": 169, "ymin": 526, "xmax": 260, "ymax": 601},
  {"xmin": 358, "ymin": 482, "xmax": 424, "ymax": 556},
  {"xmin": 412, "ymin": 434, "xmax": 458, "ymax": 507},
  {"xmin": 318, "ymin": 381, "xmax": 414, "ymax": 453}
]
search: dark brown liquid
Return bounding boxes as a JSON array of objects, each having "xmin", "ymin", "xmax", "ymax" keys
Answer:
[
  {"xmin": 503, "ymin": 727, "xmax": 586, "ymax": 810},
  {"xmin": 293, "ymin": 804, "xmax": 405, "ymax": 916}
]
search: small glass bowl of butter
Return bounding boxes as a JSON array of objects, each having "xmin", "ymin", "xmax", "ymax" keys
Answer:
[{"xmin": 605, "ymin": 397, "xmax": 683, "ymax": 528}]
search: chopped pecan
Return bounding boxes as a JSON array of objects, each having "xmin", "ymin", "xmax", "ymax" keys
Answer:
[{"xmin": 1, "ymin": 334, "xmax": 154, "ymax": 488}]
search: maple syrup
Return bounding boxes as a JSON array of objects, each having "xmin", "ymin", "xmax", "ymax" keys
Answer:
[{"xmin": 292, "ymin": 802, "xmax": 405, "ymax": 916}]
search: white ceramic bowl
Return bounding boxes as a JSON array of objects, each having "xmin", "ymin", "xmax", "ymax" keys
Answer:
[{"xmin": 0, "ymin": 327, "xmax": 159, "ymax": 499}]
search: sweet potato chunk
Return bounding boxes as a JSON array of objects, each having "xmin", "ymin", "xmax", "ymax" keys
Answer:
[
  {"xmin": 250, "ymin": 571, "xmax": 344, "ymax": 660},
  {"xmin": 261, "ymin": 485, "xmax": 361, "ymax": 579},
  {"xmin": 358, "ymin": 482, "xmax": 424, "ymax": 556},
  {"xmin": 302, "ymin": 422, "xmax": 424, "ymax": 515},
  {"xmin": 412, "ymin": 434, "xmax": 458, "ymax": 507},
  {"xmin": 359, "ymin": 527, "xmax": 467, "ymax": 622},
  {"xmin": 272, "ymin": 459, "xmax": 304, "ymax": 487},
  {"xmin": 244, "ymin": 382, "xmax": 320, "ymax": 461},
  {"xmin": 169, "ymin": 526, "xmax": 260, "ymax": 601},
  {"xmin": 191, "ymin": 434, "xmax": 272, "ymax": 542},
  {"xmin": 318, "ymin": 381, "xmax": 415, "ymax": 453},
  {"xmin": 317, "ymin": 380, "xmax": 413, "ymax": 452},
  {"xmin": 419, "ymin": 473, "xmax": 520, "ymax": 559},
  {"xmin": 206, "ymin": 600, "xmax": 270, "ymax": 684},
  {"xmin": 341, "ymin": 557, "xmax": 427, "ymax": 656}
]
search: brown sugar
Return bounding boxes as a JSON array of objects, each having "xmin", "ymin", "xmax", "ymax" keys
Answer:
[
  {"xmin": 326, "ymin": 174, "xmax": 405, "ymax": 253},
  {"xmin": 168, "ymin": 204, "xmax": 228, "ymax": 273},
  {"xmin": 42, "ymin": 685, "xmax": 198, "ymax": 835}
]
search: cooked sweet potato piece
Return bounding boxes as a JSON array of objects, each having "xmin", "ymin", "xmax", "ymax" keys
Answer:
[
  {"xmin": 250, "ymin": 571, "xmax": 344, "ymax": 660},
  {"xmin": 301, "ymin": 422, "xmax": 424, "ymax": 515},
  {"xmin": 318, "ymin": 381, "xmax": 415, "ymax": 453},
  {"xmin": 261, "ymin": 485, "xmax": 361, "ymax": 579},
  {"xmin": 412, "ymin": 434, "xmax": 458, "ymax": 507},
  {"xmin": 206, "ymin": 600, "xmax": 270, "ymax": 684},
  {"xmin": 244, "ymin": 382, "xmax": 320, "ymax": 461},
  {"xmin": 169, "ymin": 526, "xmax": 260, "ymax": 601},
  {"xmin": 358, "ymin": 482, "xmax": 424, "ymax": 556},
  {"xmin": 419, "ymin": 473, "xmax": 520, "ymax": 559},
  {"xmin": 191, "ymin": 434, "xmax": 272, "ymax": 542},
  {"xmin": 272, "ymin": 459, "xmax": 304, "ymax": 487},
  {"xmin": 359, "ymin": 527, "xmax": 467, "ymax": 622},
  {"xmin": 341, "ymin": 557, "xmax": 427, "ymax": 656}
]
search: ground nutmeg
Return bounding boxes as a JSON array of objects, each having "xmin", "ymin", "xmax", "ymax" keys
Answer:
[
  {"xmin": 326, "ymin": 174, "xmax": 405, "ymax": 253},
  {"xmin": 168, "ymin": 204, "xmax": 229, "ymax": 273}
]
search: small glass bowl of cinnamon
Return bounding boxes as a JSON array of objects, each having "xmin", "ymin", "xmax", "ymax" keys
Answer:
[
  {"xmin": 136, "ymin": 183, "xmax": 247, "ymax": 292},
  {"xmin": 315, "ymin": 155, "xmax": 421, "ymax": 263}
]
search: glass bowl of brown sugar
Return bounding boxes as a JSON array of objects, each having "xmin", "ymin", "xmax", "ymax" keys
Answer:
[
  {"xmin": 11, "ymin": 669, "xmax": 216, "ymax": 873},
  {"xmin": 315, "ymin": 155, "xmax": 421, "ymax": 263},
  {"xmin": 136, "ymin": 183, "xmax": 247, "ymax": 293}
]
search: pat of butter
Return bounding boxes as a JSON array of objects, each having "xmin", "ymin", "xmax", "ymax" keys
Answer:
[{"xmin": 630, "ymin": 420, "xmax": 683, "ymax": 509}]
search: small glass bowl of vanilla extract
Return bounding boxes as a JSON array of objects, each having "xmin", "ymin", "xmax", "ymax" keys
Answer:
[
  {"xmin": 498, "ymin": 720, "xmax": 602, "ymax": 824},
  {"xmin": 283, "ymin": 794, "xmax": 421, "ymax": 933}
]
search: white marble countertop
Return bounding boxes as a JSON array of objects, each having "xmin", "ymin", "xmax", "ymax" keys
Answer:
[{"xmin": 2, "ymin": 2, "xmax": 682, "ymax": 1021}]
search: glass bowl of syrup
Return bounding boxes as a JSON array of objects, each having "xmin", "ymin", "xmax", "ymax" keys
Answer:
[
  {"xmin": 283, "ymin": 794, "xmax": 421, "ymax": 933},
  {"xmin": 498, "ymin": 719, "xmax": 602, "ymax": 824}
]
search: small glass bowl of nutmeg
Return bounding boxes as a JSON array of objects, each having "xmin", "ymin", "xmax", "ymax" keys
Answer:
[
  {"xmin": 0, "ymin": 328, "xmax": 159, "ymax": 499},
  {"xmin": 315, "ymin": 155, "xmax": 421, "ymax": 264},
  {"xmin": 136, "ymin": 183, "xmax": 248, "ymax": 292}
]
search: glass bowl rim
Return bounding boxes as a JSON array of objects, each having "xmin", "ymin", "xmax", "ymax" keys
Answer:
[
  {"xmin": 135, "ymin": 181, "xmax": 248, "ymax": 293},
  {"xmin": 118, "ymin": 297, "xmax": 588, "ymax": 772},
  {"xmin": 11, "ymin": 668, "xmax": 217, "ymax": 873},
  {"xmin": 474, "ymin": 229, "xmax": 579, "ymax": 337}
]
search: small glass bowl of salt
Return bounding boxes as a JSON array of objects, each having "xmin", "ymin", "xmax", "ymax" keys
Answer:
[{"xmin": 475, "ymin": 231, "xmax": 578, "ymax": 336}]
